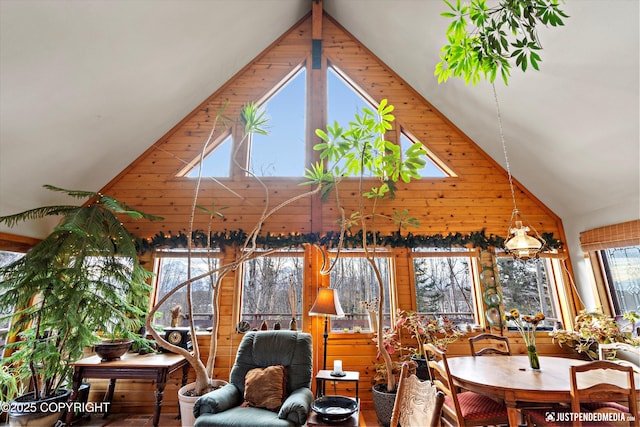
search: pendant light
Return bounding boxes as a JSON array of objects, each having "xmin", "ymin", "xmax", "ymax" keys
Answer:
[{"xmin": 492, "ymin": 84, "xmax": 546, "ymax": 260}]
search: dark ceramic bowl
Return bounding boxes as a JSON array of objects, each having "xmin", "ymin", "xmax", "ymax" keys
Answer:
[
  {"xmin": 94, "ymin": 338, "xmax": 133, "ymax": 361},
  {"xmin": 311, "ymin": 395, "xmax": 358, "ymax": 422}
]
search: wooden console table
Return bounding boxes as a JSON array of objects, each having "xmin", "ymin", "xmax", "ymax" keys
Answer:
[{"xmin": 66, "ymin": 352, "xmax": 189, "ymax": 427}]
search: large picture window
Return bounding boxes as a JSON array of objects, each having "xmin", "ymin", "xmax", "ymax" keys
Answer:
[
  {"xmin": 153, "ymin": 250, "xmax": 220, "ymax": 328},
  {"xmin": 412, "ymin": 249, "xmax": 476, "ymax": 324},
  {"xmin": 599, "ymin": 245, "xmax": 640, "ymax": 315},
  {"xmin": 497, "ymin": 257, "xmax": 560, "ymax": 328},
  {"xmin": 327, "ymin": 252, "xmax": 394, "ymax": 332},
  {"xmin": 240, "ymin": 251, "xmax": 304, "ymax": 330}
]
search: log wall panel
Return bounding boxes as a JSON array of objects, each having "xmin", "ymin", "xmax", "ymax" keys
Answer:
[{"xmin": 93, "ymin": 11, "xmax": 572, "ymax": 415}]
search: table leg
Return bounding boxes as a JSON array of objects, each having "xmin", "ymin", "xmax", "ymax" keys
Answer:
[
  {"xmin": 153, "ymin": 368, "xmax": 169, "ymax": 427},
  {"xmin": 506, "ymin": 402, "xmax": 519, "ymax": 427},
  {"xmin": 103, "ymin": 378, "xmax": 116, "ymax": 419}
]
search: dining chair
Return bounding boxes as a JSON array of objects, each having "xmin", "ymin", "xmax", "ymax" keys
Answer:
[
  {"xmin": 425, "ymin": 343, "xmax": 509, "ymax": 427},
  {"xmin": 390, "ymin": 362, "xmax": 444, "ymax": 427},
  {"xmin": 526, "ymin": 360, "xmax": 639, "ymax": 427},
  {"xmin": 468, "ymin": 333, "xmax": 511, "ymax": 356},
  {"xmin": 571, "ymin": 360, "xmax": 638, "ymax": 427}
]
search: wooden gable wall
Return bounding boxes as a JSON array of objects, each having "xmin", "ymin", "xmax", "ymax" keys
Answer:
[{"xmin": 98, "ymin": 12, "xmax": 571, "ymax": 413}]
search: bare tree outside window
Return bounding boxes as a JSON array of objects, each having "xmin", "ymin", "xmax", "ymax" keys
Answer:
[
  {"xmin": 154, "ymin": 251, "xmax": 219, "ymax": 328},
  {"xmin": 328, "ymin": 254, "xmax": 392, "ymax": 332},
  {"xmin": 241, "ymin": 253, "xmax": 303, "ymax": 330},
  {"xmin": 497, "ymin": 257, "xmax": 559, "ymax": 327},
  {"xmin": 413, "ymin": 254, "xmax": 475, "ymax": 324}
]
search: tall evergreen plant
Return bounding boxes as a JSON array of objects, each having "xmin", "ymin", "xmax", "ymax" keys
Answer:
[{"xmin": 0, "ymin": 186, "xmax": 160, "ymax": 400}]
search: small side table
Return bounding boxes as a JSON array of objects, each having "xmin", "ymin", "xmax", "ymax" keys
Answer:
[{"xmin": 315, "ymin": 370, "xmax": 359, "ymax": 399}]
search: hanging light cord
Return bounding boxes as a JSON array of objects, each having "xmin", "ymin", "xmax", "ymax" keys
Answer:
[{"xmin": 492, "ymin": 82, "xmax": 518, "ymax": 213}]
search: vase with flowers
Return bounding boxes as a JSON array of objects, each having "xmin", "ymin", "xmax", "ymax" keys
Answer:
[{"xmin": 504, "ymin": 309, "xmax": 545, "ymax": 370}]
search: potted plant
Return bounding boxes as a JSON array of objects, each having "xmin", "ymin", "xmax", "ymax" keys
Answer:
[
  {"xmin": 0, "ymin": 186, "xmax": 159, "ymax": 427},
  {"xmin": 550, "ymin": 309, "xmax": 640, "ymax": 360},
  {"xmin": 308, "ymin": 100, "xmax": 427, "ymax": 426},
  {"xmin": 395, "ymin": 309, "xmax": 465, "ymax": 379}
]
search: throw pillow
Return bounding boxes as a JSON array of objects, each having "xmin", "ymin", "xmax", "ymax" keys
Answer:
[{"xmin": 243, "ymin": 365, "xmax": 287, "ymax": 411}]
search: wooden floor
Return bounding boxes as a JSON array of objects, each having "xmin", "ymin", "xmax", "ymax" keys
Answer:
[{"xmin": 74, "ymin": 409, "xmax": 382, "ymax": 426}]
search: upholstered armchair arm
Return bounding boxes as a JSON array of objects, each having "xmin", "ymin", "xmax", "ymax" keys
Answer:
[
  {"xmin": 278, "ymin": 387, "xmax": 314, "ymax": 425},
  {"xmin": 193, "ymin": 383, "xmax": 242, "ymax": 417}
]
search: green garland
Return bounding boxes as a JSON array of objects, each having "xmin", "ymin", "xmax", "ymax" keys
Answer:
[{"xmin": 139, "ymin": 229, "xmax": 562, "ymax": 254}]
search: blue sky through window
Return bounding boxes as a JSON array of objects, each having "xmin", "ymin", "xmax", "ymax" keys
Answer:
[
  {"xmin": 249, "ymin": 69, "xmax": 307, "ymax": 176},
  {"xmin": 185, "ymin": 65, "xmax": 448, "ymax": 178},
  {"xmin": 187, "ymin": 134, "xmax": 232, "ymax": 178}
]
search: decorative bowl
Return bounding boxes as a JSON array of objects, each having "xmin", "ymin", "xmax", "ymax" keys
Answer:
[
  {"xmin": 94, "ymin": 338, "xmax": 133, "ymax": 361},
  {"xmin": 311, "ymin": 395, "xmax": 358, "ymax": 422}
]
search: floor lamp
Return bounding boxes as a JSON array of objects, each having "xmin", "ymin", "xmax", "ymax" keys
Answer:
[{"xmin": 309, "ymin": 288, "xmax": 344, "ymax": 372}]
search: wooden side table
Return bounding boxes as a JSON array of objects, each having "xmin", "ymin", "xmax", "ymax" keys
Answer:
[
  {"xmin": 315, "ymin": 370, "xmax": 359, "ymax": 399},
  {"xmin": 66, "ymin": 352, "xmax": 189, "ymax": 427}
]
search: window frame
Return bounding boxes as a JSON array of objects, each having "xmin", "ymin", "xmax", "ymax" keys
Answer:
[
  {"xmin": 237, "ymin": 249, "xmax": 305, "ymax": 331},
  {"xmin": 151, "ymin": 248, "xmax": 223, "ymax": 329},
  {"xmin": 410, "ymin": 248, "xmax": 480, "ymax": 326},
  {"xmin": 326, "ymin": 249, "xmax": 397, "ymax": 333}
]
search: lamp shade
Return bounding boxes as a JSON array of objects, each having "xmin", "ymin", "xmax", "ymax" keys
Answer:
[
  {"xmin": 504, "ymin": 220, "xmax": 544, "ymax": 260},
  {"xmin": 309, "ymin": 288, "xmax": 344, "ymax": 317}
]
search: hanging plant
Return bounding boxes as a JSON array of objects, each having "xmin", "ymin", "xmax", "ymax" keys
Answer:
[{"xmin": 436, "ymin": 0, "xmax": 569, "ymax": 85}]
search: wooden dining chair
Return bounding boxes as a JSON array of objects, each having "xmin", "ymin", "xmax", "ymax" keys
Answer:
[
  {"xmin": 468, "ymin": 333, "xmax": 511, "ymax": 356},
  {"xmin": 425, "ymin": 343, "xmax": 509, "ymax": 427},
  {"xmin": 571, "ymin": 360, "xmax": 638, "ymax": 427},
  {"xmin": 390, "ymin": 362, "xmax": 444, "ymax": 427}
]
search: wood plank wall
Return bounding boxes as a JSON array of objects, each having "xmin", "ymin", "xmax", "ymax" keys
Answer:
[{"xmin": 94, "ymin": 12, "xmax": 575, "ymax": 413}]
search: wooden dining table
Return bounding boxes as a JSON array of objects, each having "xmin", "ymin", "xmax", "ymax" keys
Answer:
[{"xmin": 446, "ymin": 355, "xmax": 640, "ymax": 427}]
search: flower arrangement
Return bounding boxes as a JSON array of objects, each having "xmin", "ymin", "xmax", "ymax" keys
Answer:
[
  {"xmin": 395, "ymin": 309, "xmax": 465, "ymax": 358},
  {"xmin": 504, "ymin": 308, "xmax": 545, "ymax": 369},
  {"xmin": 504, "ymin": 309, "xmax": 546, "ymax": 348},
  {"xmin": 550, "ymin": 309, "xmax": 640, "ymax": 360}
]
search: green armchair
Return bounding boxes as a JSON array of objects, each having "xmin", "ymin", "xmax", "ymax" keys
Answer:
[{"xmin": 193, "ymin": 330, "xmax": 314, "ymax": 427}]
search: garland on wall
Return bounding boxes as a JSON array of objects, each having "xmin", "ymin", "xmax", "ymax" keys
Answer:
[{"xmin": 139, "ymin": 228, "xmax": 562, "ymax": 254}]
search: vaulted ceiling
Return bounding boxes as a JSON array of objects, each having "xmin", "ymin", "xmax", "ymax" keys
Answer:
[{"xmin": 1, "ymin": 0, "xmax": 638, "ymax": 248}]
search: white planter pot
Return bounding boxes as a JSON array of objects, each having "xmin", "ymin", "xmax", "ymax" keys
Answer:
[{"xmin": 178, "ymin": 380, "xmax": 228, "ymax": 427}]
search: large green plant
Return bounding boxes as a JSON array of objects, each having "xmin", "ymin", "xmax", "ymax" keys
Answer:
[
  {"xmin": 436, "ymin": 0, "xmax": 568, "ymax": 85},
  {"xmin": 305, "ymin": 100, "xmax": 428, "ymax": 392},
  {"xmin": 0, "ymin": 186, "xmax": 160, "ymax": 399}
]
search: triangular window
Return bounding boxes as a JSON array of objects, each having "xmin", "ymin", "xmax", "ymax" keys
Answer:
[
  {"xmin": 184, "ymin": 134, "xmax": 232, "ymax": 178},
  {"xmin": 400, "ymin": 132, "xmax": 452, "ymax": 178},
  {"xmin": 248, "ymin": 68, "xmax": 307, "ymax": 176},
  {"xmin": 327, "ymin": 66, "xmax": 376, "ymax": 176}
]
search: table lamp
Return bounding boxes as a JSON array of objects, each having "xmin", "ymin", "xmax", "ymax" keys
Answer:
[{"xmin": 309, "ymin": 288, "xmax": 344, "ymax": 372}]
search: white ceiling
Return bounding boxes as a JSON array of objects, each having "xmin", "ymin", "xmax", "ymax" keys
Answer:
[{"xmin": 1, "ymin": 0, "xmax": 638, "ymax": 243}]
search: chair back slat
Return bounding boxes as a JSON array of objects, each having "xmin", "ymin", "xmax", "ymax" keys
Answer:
[{"xmin": 468, "ymin": 333, "xmax": 511, "ymax": 356}]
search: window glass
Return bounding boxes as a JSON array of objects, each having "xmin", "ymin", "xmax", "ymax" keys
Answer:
[
  {"xmin": 249, "ymin": 68, "xmax": 306, "ymax": 176},
  {"xmin": 240, "ymin": 252, "xmax": 304, "ymax": 330},
  {"xmin": 399, "ymin": 133, "xmax": 449, "ymax": 178},
  {"xmin": 0, "ymin": 250, "xmax": 23, "ymax": 331},
  {"xmin": 497, "ymin": 257, "xmax": 559, "ymax": 328},
  {"xmin": 186, "ymin": 134, "xmax": 232, "ymax": 178},
  {"xmin": 328, "ymin": 253, "xmax": 393, "ymax": 332},
  {"xmin": 600, "ymin": 245, "xmax": 640, "ymax": 315},
  {"xmin": 153, "ymin": 250, "xmax": 219, "ymax": 329},
  {"xmin": 412, "ymin": 251, "xmax": 476, "ymax": 324}
]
